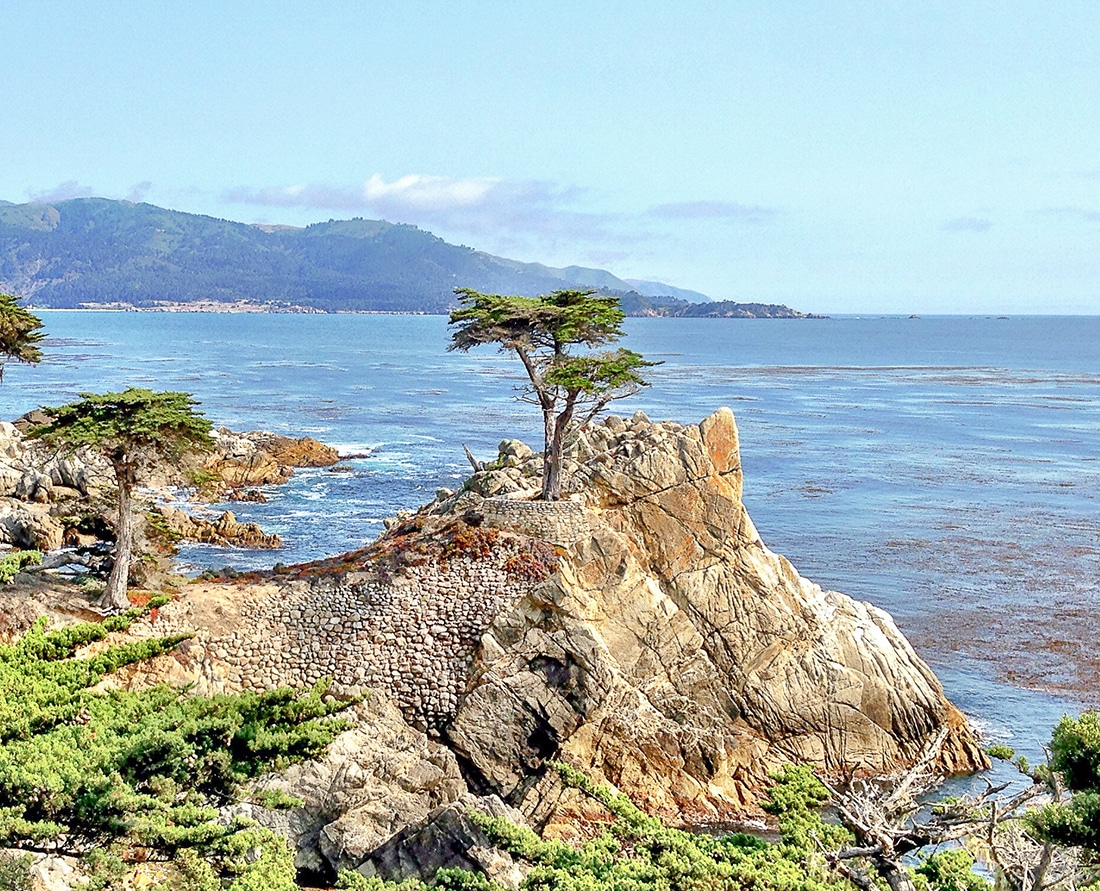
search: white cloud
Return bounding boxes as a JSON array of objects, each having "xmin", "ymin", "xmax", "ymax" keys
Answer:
[
  {"xmin": 648, "ymin": 200, "xmax": 781, "ymax": 224},
  {"xmin": 223, "ymin": 174, "xmax": 780, "ymax": 248},
  {"xmin": 126, "ymin": 181, "xmax": 153, "ymax": 203},
  {"xmin": 23, "ymin": 180, "xmax": 155, "ymax": 205},
  {"xmin": 221, "ymin": 173, "xmax": 779, "ymax": 282},
  {"xmin": 26, "ymin": 180, "xmax": 96, "ymax": 203},
  {"xmin": 226, "ymin": 175, "xmax": 528, "ymax": 217},
  {"xmin": 222, "ymin": 174, "xmax": 616, "ymax": 247},
  {"xmin": 941, "ymin": 215, "xmax": 993, "ymax": 232},
  {"xmin": 362, "ymin": 174, "xmax": 496, "ymax": 210},
  {"xmin": 1038, "ymin": 206, "xmax": 1100, "ymax": 223}
]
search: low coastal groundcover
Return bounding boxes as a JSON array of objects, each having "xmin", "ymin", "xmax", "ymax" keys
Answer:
[
  {"xmin": 0, "ymin": 606, "xmax": 1096, "ymax": 891},
  {"xmin": 0, "ymin": 603, "xmax": 350, "ymax": 889}
]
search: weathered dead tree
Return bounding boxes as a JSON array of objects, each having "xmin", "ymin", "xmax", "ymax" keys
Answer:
[{"xmin": 817, "ymin": 730, "xmax": 1064, "ymax": 891}]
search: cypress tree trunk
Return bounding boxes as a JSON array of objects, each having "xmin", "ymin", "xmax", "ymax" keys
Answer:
[
  {"xmin": 541, "ymin": 409, "xmax": 561, "ymax": 501},
  {"xmin": 101, "ymin": 464, "xmax": 135, "ymax": 612},
  {"xmin": 541, "ymin": 400, "xmax": 575, "ymax": 502}
]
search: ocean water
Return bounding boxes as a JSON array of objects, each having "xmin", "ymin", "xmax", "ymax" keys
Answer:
[{"xmin": 3, "ymin": 311, "xmax": 1097, "ymax": 758}]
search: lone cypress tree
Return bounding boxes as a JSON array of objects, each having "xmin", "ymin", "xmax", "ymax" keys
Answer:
[
  {"xmin": 30, "ymin": 388, "xmax": 214, "ymax": 611},
  {"xmin": 449, "ymin": 288, "xmax": 657, "ymax": 500}
]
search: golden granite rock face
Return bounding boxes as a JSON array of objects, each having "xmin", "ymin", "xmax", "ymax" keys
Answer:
[{"xmin": 447, "ymin": 408, "xmax": 987, "ymax": 826}]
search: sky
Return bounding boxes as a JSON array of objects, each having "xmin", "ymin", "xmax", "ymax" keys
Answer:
[{"xmin": 3, "ymin": 1, "xmax": 1099, "ymax": 314}]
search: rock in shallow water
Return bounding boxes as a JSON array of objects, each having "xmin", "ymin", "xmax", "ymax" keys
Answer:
[{"xmin": 155, "ymin": 505, "xmax": 282, "ymax": 549}]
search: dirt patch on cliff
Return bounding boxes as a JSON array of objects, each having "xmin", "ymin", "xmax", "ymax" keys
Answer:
[{"xmin": 0, "ymin": 575, "xmax": 101, "ymax": 640}]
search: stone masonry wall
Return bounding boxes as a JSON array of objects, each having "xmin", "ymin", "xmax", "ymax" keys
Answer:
[
  {"xmin": 479, "ymin": 497, "xmax": 591, "ymax": 546},
  {"xmin": 148, "ymin": 545, "xmax": 540, "ymax": 731}
]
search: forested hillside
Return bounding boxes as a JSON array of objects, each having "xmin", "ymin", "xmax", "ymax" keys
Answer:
[
  {"xmin": 0, "ymin": 198, "xmax": 811, "ymax": 316},
  {"xmin": 0, "ymin": 199, "xmax": 566, "ymax": 311}
]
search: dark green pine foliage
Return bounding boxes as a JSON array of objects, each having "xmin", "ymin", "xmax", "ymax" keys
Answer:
[
  {"xmin": 1028, "ymin": 712, "xmax": 1100, "ymax": 851},
  {"xmin": 0, "ymin": 603, "xmax": 350, "ymax": 858},
  {"xmin": 30, "ymin": 387, "xmax": 214, "ymax": 461},
  {"xmin": 0, "ymin": 292, "xmax": 45, "ymax": 380}
]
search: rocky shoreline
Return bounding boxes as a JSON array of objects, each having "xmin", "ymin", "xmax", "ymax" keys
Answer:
[
  {"xmin": 1, "ymin": 407, "xmax": 987, "ymax": 887},
  {"xmin": 0, "ymin": 416, "xmax": 339, "ymax": 577}
]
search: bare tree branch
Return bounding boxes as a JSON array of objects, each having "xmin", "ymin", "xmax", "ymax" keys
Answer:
[{"xmin": 462, "ymin": 444, "xmax": 481, "ymax": 473}]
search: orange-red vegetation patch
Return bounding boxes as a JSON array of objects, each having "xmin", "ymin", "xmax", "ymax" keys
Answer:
[
  {"xmin": 502, "ymin": 541, "xmax": 562, "ymax": 581},
  {"xmin": 443, "ymin": 525, "xmax": 499, "ymax": 560}
]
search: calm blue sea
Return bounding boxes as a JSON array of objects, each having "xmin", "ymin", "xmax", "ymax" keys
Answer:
[{"xmin": 3, "ymin": 311, "xmax": 1097, "ymax": 757}]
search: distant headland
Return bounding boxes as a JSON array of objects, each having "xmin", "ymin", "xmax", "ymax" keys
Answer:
[{"xmin": 0, "ymin": 197, "xmax": 821, "ymax": 318}]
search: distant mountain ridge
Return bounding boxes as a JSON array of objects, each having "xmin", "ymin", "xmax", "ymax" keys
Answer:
[
  {"xmin": 0, "ymin": 198, "xmax": 814, "ymax": 317},
  {"xmin": 624, "ymin": 279, "xmax": 711, "ymax": 303}
]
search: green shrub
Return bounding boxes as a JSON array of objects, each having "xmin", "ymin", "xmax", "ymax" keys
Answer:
[
  {"xmin": 0, "ymin": 605, "xmax": 350, "ymax": 880},
  {"xmin": 254, "ymin": 787, "xmax": 305, "ymax": 810},
  {"xmin": 1028, "ymin": 791, "xmax": 1100, "ymax": 850},
  {"xmin": 1028, "ymin": 712, "xmax": 1100, "ymax": 852},
  {"xmin": 459, "ymin": 762, "xmax": 850, "ymax": 891},
  {"xmin": 1049, "ymin": 712, "xmax": 1100, "ymax": 793},
  {"xmin": 916, "ymin": 849, "xmax": 990, "ymax": 891},
  {"xmin": 0, "ymin": 851, "xmax": 32, "ymax": 891},
  {"xmin": 0, "ymin": 550, "xmax": 41, "ymax": 584},
  {"xmin": 335, "ymin": 763, "xmax": 851, "ymax": 891},
  {"xmin": 763, "ymin": 764, "xmax": 851, "ymax": 851},
  {"xmin": 337, "ymin": 872, "xmax": 428, "ymax": 891}
]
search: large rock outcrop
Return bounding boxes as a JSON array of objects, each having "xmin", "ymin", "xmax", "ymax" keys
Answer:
[
  {"xmin": 244, "ymin": 695, "xmax": 467, "ymax": 876},
  {"xmin": 126, "ymin": 407, "xmax": 984, "ymax": 858},
  {"xmin": 442, "ymin": 408, "xmax": 985, "ymax": 826},
  {"xmin": 204, "ymin": 428, "xmax": 340, "ymax": 488},
  {"xmin": 0, "ymin": 419, "xmax": 114, "ymax": 552}
]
